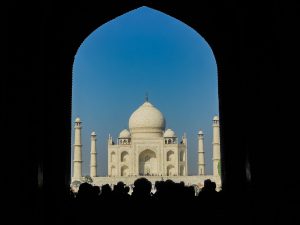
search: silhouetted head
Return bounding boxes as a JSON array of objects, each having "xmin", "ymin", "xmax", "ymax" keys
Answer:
[
  {"xmin": 77, "ymin": 182, "xmax": 93, "ymax": 200},
  {"xmin": 133, "ymin": 177, "xmax": 152, "ymax": 196},
  {"xmin": 204, "ymin": 179, "xmax": 212, "ymax": 187},
  {"xmin": 164, "ymin": 179, "xmax": 175, "ymax": 190},
  {"xmin": 116, "ymin": 181, "xmax": 125, "ymax": 189},
  {"xmin": 101, "ymin": 184, "xmax": 112, "ymax": 195},
  {"xmin": 155, "ymin": 181, "xmax": 163, "ymax": 191},
  {"xmin": 124, "ymin": 186, "xmax": 130, "ymax": 194},
  {"xmin": 92, "ymin": 185, "xmax": 100, "ymax": 196},
  {"xmin": 187, "ymin": 186, "xmax": 195, "ymax": 196}
]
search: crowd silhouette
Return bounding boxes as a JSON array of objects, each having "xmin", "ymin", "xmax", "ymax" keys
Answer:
[
  {"xmin": 61, "ymin": 176, "xmax": 300, "ymax": 225},
  {"xmin": 64, "ymin": 177, "xmax": 231, "ymax": 224}
]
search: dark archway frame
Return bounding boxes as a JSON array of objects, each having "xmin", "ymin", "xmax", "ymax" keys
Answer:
[
  {"xmin": 7, "ymin": 0, "xmax": 290, "ymax": 222},
  {"xmin": 43, "ymin": 0, "xmax": 247, "ymax": 199}
]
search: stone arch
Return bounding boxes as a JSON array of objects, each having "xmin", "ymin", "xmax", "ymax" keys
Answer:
[
  {"xmin": 121, "ymin": 165, "xmax": 129, "ymax": 176},
  {"xmin": 167, "ymin": 165, "xmax": 175, "ymax": 176},
  {"xmin": 167, "ymin": 150, "xmax": 174, "ymax": 161},
  {"xmin": 111, "ymin": 152, "xmax": 116, "ymax": 162},
  {"xmin": 8, "ymin": 1, "xmax": 285, "ymax": 219},
  {"xmin": 121, "ymin": 151, "xmax": 129, "ymax": 162},
  {"xmin": 139, "ymin": 149, "xmax": 157, "ymax": 175}
]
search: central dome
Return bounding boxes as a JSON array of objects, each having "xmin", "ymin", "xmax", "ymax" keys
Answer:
[{"xmin": 129, "ymin": 101, "xmax": 165, "ymax": 138}]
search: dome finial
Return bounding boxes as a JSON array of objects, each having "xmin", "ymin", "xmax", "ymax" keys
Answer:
[{"xmin": 145, "ymin": 92, "xmax": 148, "ymax": 102}]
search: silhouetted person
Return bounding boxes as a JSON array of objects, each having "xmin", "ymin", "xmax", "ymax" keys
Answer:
[
  {"xmin": 112, "ymin": 181, "xmax": 130, "ymax": 202},
  {"xmin": 123, "ymin": 186, "xmax": 131, "ymax": 201},
  {"xmin": 99, "ymin": 184, "xmax": 112, "ymax": 202},
  {"xmin": 72, "ymin": 182, "xmax": 96, "ymax": 224},
  {"xmin": 197, "ymin": 179, "xmax": 218, "ymax": 213},
  {"xmin": 152, "ymin": 181, "xmax": 163, "ymax": 200},
  {"xmin": 92, "ymin": 185, "xmax": 100, "ymax": 198},
  {"xmin": 131, "ymin": 177, "xmax": 152, "ymax": 201},
  {"xmin": 66, "ymin": 178, "xmax": 229, "ymax": 224},
  {"xmin": 76, "ymin": 182, "xmax": 94, "ymax": 202},
  {"xmin": 185, "ymin": 185, "xmax": 196, "ymax": 200}
]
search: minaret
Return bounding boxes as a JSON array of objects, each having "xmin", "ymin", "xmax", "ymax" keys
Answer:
[
  {"xmin": 182, "ymin": 132, "xmax": 187, "ymax": 145},
  {"xmin": 181, "ymin": 133, "xmax": 188, "ymax": 175},
  {"xmin": 90, "ymin": 131, "xmax": 97, "ymax": 177},
  {"xmin": 198, "ymin": 130, "xmax": 205, "ymax": 175},
  {"xmin": 73, "ymin": 117, "xmax": 82, "ymax": 180},
  {"xmin": 108, "ymin": 134, "xmax": 113, "ymax": 145},
  {"xmin": 212, "ymin": 116, "xmax": 221, "ymax": 176}
]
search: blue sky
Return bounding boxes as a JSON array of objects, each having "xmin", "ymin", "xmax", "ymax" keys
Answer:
[{"xmin": 71, "ymin": 6, "xmax": 218, "ymax": 176}]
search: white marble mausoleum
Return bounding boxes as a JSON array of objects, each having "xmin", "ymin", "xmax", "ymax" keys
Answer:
[{"xmin": 72, "ymin": 100, "xmax": 221, "ymax": 191}]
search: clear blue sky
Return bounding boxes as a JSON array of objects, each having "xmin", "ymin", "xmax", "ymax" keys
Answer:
[{"xmin": 71, "ymin": 6, "xmax": 218, "ymax": 176}]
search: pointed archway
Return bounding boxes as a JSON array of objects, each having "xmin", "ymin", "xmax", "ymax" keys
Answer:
[{"xmin": 139, "ymin": 149, "xmax": 157, "ymax": 175}]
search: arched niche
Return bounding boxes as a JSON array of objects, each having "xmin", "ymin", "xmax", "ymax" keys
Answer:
[
  {"xmin": 121, "ymin": 165, "xmax": 129, "ymax": 176},
  {"xmin": 167, "ymin": 165, "xmax": 175, "ymax": 176},
  {"xmin": 139, "ymin": 149, "xmax": 157, "ymax": 175},
  {"xmin": 167, "ymin": 150, "xmax": 174, "ymax": 161},
  {"xmin": 121, "ymin": 151, "xmax": 129, "ymax": 162}
]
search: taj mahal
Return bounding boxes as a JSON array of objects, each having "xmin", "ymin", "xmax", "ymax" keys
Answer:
[{"xmin": 72, "ymin": 99, "xmax": 221, "ymax": 191}]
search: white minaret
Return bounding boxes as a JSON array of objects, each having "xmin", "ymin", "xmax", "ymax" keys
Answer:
[
  {"xmin": 212, "ymin": 115, "xmax": 221, "ymax": 177},
  {"xmin": 90, "ymin": 131, "xmax": 97, "ymax": 177},
  {"xmin": 182, "ymin": 133, "xmax": 188, "ymax": 175},
  {"xmin": 108, "ymin": 134, "xmax": 113, "ymax": 145},
  {"xmin": 198, "ymin": 130, "xmax": 205, "ymax": 175},
  {"xmin": 73, "ymin": 117, "xmax": 83, "ymax": 180}
]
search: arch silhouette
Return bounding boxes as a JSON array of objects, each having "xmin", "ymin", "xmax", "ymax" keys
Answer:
[{"xmin": 6, "ymin": 1, "xmax": 287, "ymax": 224}]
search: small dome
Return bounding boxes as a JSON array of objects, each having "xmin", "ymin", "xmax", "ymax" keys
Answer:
[
  {"xmin": 213, "ymin": 115, "xmax": 219, "ymax": 121},
  {"xmin": 164, "ymin": 129, "xmax": 176, "ymax": 137},
  {"xmin": 129, "ymin": 101, "xmax": 165, "ymax": 138},
  {"xmin": 198, "ymin": 130, "xmax": 203, "ymax": 135},
  {"xmin": 91, "ymin": 131, "xmax": 96, "ymax": 136},
  {"xmin": 75, "ymin": 117, "xmax": 81, "ymax": 122},
  {"xmin": 119, "ymin": 129, "xmax": 131, "ymax": 138}
]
